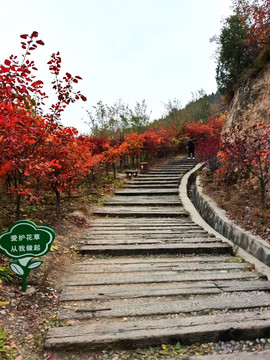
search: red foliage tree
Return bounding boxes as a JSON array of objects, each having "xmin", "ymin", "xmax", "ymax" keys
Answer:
[
  {"xmin": 184, "ymin": 115, "xmax": 225, "ymax": 172},
  {"xmin": 142, "ymin": 128, "xmax": 162, "ymax": 160},
  {"xmin": 122, "ymin": 133, "xmax": 144, "ymax": 167},
  {"xmin": 218, "ymin": 122, "xmax": 270, "ymax": 209},
  {"xmin": 233, "ymin": 0, "xmax": 270, "ymax": 59},
  {"xmin": 47, "ymin": 52, "xmax": 87, "ymax": 122},
  {"xmin": 0, "ymin": 101, "xmax": 50, "ymax": 218},
  {"xmin": 40, "ymin": 124, "xmax": 98, "ymax": 216},
  {"xmin": 0, "ymin": 32, "xmax": 88, "ymax": 219}
]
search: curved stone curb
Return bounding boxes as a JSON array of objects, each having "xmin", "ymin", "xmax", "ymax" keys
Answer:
[{"xmin": 179, "ymin": 163, "xmax": 270, "ymax": 276}]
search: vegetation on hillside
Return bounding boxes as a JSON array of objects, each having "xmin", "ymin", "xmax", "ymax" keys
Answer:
[
  {"xmin": 150, "ymin": 90, "xmax": 226, "ymax": 129},
  {"xmin": 212, "ymin": 0, "xmax": 270, "ymax": 101}
]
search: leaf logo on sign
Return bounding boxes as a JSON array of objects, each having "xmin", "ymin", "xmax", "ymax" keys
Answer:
[{"xmin": 0, "ymin": 220, "xmax": 55, "ymax": 292}]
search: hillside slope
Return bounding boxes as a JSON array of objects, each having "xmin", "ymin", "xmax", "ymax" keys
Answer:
[{"xmin": 225, "ymin": 63, "xmax": 270, "ymax": 129}]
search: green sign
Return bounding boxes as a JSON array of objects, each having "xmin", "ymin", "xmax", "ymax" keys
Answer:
[{"xmin": 0, "ymin": 220, "xmax": 55, "ymax": 292}]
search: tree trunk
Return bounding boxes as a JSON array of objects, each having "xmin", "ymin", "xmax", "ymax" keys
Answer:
[
  {"xmin": 87, "ymin": 171, "xmax": 93, "ymax": 194},
  {"xmin": 55, "ymin": 189, "xmax": 61, "ymax": 218},
  {"xmin": 136, "ymin": 155, "xmax": 139, "ymax": 168},
  {"xmin": 16, "ymin": 193, "xmax": 21, "ymax": 220},
  {"xmin": 112, "ymin": 162, "xmax": 116, "ymax": 180},
  {"xmin": 260, "ymin": 179, "xmax": 266, "ymax": 210},
  {"xmin": 120, "ymin": 157, "xmax": 124, "ymax": 172}
]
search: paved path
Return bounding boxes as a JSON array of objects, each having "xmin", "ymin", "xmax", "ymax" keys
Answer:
[{"xmin": 45, "ymin": 156, "xmax": 270, "ymax": 354}]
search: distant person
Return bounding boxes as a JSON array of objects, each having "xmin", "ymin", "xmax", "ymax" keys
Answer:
[{"xmin": 186, "ymin": 138, "xmax": 195, "ymax": 159}]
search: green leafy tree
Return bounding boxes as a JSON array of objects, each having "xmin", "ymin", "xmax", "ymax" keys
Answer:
[
  {"xmin": 186, "ymin": 89, "xmax": 211, "ymax": 122},
  {"xmin": 130, "ymin": 99, "xmax": 150, "ymax": 133},
  {"xmin": 214, "ymin": 14, "xmax": 251, "ymax": 97},
  {"xmin": 161, "ymin": 98, "xmax": 182, "ymax": 125}
]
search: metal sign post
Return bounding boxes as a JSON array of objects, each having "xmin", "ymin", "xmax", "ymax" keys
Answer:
[{"xmin": 0, "ymin": 220, "xmax": 55, "ymax": 292}]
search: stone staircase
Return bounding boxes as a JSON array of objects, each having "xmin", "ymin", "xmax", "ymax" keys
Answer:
[{"xmin": 45, "ymin": 156, "xmax": 270, "ymax": 354}]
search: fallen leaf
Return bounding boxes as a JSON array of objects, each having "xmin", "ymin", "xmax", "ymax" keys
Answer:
[{"xmin": 0, "ymin": 301, "xmax": 10, "ymax": 306}]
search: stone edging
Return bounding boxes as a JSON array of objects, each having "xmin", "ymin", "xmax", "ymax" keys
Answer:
[{"xmin": 180, "ymin": 163, "xmax": 270, "ymax": 268}]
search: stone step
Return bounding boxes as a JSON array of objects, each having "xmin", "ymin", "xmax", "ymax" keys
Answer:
[
  {"xmin": 73, "ymin": 261, "xmax": 252, "ymax": 274},
  {"xmin": 75, "ymin": 255, "xmax": 236, "ymax": 264},
  {"xmin": 93, "ymin": 206, "xmax": 188, "ymax": 217},
  {"xmin": 62, "ymin": 279, "xmax": 270, "ymax": 301},
  {"xmin": 136, "ymin": 175, "xmax": 180, "ymax": 180},
  {"xmin": 80, "ymin": 242, "xmax": 232, "ymax": 255},
  {"xmin": 79, "ymin": 238, "xmax": 222, "ymax": 247},
  {"xmin": 61, "ymin": 279, "xmax": 270, "ymax": 301},
  {"xmin": 125, "ymin": 184, "xmax": 179, "ymax": 188},
  {"xmin": 83, "ymin": 228, "xmax": 206, "ymax": 235},
  {"xmin": 127, "ymin": 178, "xmax": 180, "ymax": 186},
  {"xmin": 63, "ymin": 267, "xmax": 263, "ymax": 287},
  {"xmin": 80, "ymin": 232, "xmax": 214, "ymax": 239},
  {"xmin": 45, "ymin": 310, "xmax": 270, "ymax": 351},
  {"xmin": 115, "ymin": 189, "xmax": 179, "ymax": 195},
  {"xmin": 87, "ymin": 218, "xmax": 196, "ymax": 226},
  {"xmin": 104, "ymin": 195, "xmax": 181, "ymax": 206},
  {"xmin": 148, "ymin": 170, "xmax": 188, "ymax": 174},
  {"xmin": 138, "ymin": 173, "xmax": 182, "ymax": 177},
  {"xmin": 58, "ymin": 292, "xmax": 270, "ymax": 320}
]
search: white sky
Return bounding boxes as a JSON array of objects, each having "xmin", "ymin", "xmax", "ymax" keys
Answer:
[{"xmin": 1, "ymin": 0, "xmax": 232, "ymax": 133}]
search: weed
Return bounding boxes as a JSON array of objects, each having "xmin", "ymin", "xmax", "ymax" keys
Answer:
[
  {"xmin": 224, "ymin": 256, "xmax": 244, "ymax": 263},
  {"xmin": 0, "ymin": 327, "xmax": 13, "ymax": 359},
  {"xmin": 43, "ymin": 315, "xmax": 68, "ymax": 329},
  {"xmin": 33, "ymin": 316, "xmax": 68, "ymax": 350},
  {"xmin": 133, "ymin": 342, "xmax": 189, "ymax": 359},
  {"xmin": 70, "ymin": 245, "xmax": 80, "ymax": 253},
  {"xmin": 0, "ymin": 266, "xmax": 13, "ymax": 282},
  {"xmin": 95, "ymin": 254, "xmax": 111, "ymax": 259}
]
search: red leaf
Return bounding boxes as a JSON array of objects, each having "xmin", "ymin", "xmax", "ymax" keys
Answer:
[
  {"xmin": 1, "ymin": 66, "xmax": 10, "ymax": 73},
  {"xmin": 20, "ymin": 34, "xmax": 28, "ymax": 39},
  {"xmin": 36, "ymin": 40, "xmax": 45, "ymax": 45},
  {"xmin": 81, "ymin": 95, "xmax": 87, "ymax": 101},
  {"xmin": 32, "ymin": 80, "xmax": 44, "ymax": 87},
  {"xmin": 66, "ymin": 72, "xmax": 72, "ymax": 79},
  {"xmin": 4, "ymin": 59, "xmax": 11, "ymax": 66},
  {"xmin": 31, "ymin": 31, "xmax": 38, "ymax": 38}
]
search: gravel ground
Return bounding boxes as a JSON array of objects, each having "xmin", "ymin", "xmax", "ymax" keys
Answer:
[{"xmin": 45, "ymin": 338, "xmax": 270, "ymax": 360}]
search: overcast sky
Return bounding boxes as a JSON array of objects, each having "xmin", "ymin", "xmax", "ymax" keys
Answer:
[{"xmin": 1, "ymin": 0, "xmax": 232, "ymax": 133}]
